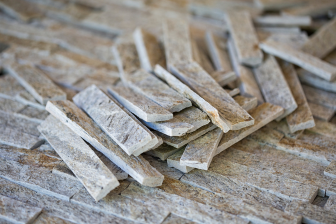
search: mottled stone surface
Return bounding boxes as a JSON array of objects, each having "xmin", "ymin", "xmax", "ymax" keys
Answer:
[
  {"xmin": 325, "ymin": 194, "xmax": 336, "ymax": 212},
  {"xmin": 171, "ymin": 62, "xmax": 254, "ymax": 130},
  {"xmin": 0, "ymin": 0, "xmax": 43, "ymax": 22},
  {"xmin": 123, "ymin": 69, "xmax": 192, "ymax": 113},
  {"xmin": 266, "ymin": 120, "xmax": 303, "ymax": 139},
  {"xmin": 254, "ymin": 0, "xmax": 305, "ymax": 10},
  {"xmin": 180, "ymin": 128, "xmax": 223, "ymax": 170},
  {"xmin": 254, "ymin": 15, "xmax": 311, "ymax": 26},
  {"xmin": 282, "ymin": 0, "xmax": 336, "ymax": 17},
  {"xmin": 32, "ymin": 212, "xmax": 74, "ymax": 224},
  {"xmin": 298, "ymin": 69, "xmax": 336, "ymax": 93},
  {"xmin": 308, "ymin": 102, "xmax": 335, "ymax": 121},
  {"xmin": 167, "ymin": 148, "xmax": 193, "ymax": 173},
  {"xmin": 161, "ymin": 214, "xmax": 196, "ymax": 224},
  {"xmin": 46, "ymin": 100, "xmax": 164, "ymax": 187},
  {"xmin": 303, "ymin": 85, "xmax": 336, "ymax": 110},
  {"xmin": 253, "ymin": 55, "xmax": 297, "ymax": 121},
  {"xmin": 6, "ymin": 63, "xmax": 66, "ymax": 105},
  {"xmin": 325, "ymin": 160, "xmax": 336, "ymax": 179},
  {"xmin": 16, "ymin": 106, "xmax": 49, "ymax": 123},
  {"xmin": 307, "ymin": 119, "xmax": 336, "ymax": 141},
  {"xmin": 73, "ymin": 85, "xmax": 154, "ymax": 155},
  {"xmin": 154, "ymin": 65, "xmax": 230, "ymax": 132},
  {"xmin": 0, "ymin": 97, "xmax": 26, "ymax": 113},
  {"xmin": 145, "ymin": 144, "xmax": 181, "ymax": 161},
  {"xmin": 225, "ymin": 11, "xmax": 263, "ymax": 66},
  {"xmin": 0, "ymin": 194, "xmax": 42, "ymax": 224},
  {"xmin": 260, "ymin": 39, "xmax": 336, "ymax": 81},
  {"xmin": 109, "ymin": 85, "xmax": 173, "ymax": 122},
  {"xmin": 52, "ymin": 162, "xmax": 78, "ymax": 181},
  {"xmin": 39, "ymin": 115, "xmax": 120, "ymax": 201},
  {"xmin": 265, "ymin": 33, "xmax": 309, "ymax": 49},
  {"xmin": 233, "ymin": 95, "xmax": 258, "ymax": 112}
]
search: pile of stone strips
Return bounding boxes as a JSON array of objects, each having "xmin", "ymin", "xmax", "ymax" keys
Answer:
[{"xmin": 1, "ymin": 0, "xmax": 336, "ymax": 223}]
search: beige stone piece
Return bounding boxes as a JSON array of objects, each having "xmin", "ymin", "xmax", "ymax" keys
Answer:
[
  {"xmin": 133, "ymin": 27, "xmax": 165, "ymax": 72},
  {"xmin": 282, "ymin": 0, "xmax": 336, "ymax": 17},
  {"xmin": 325, "ymin": 194, "xmax": 336, "ymax": 212},
  {"xmin": 253, "ymin": 55, "xmax": 297, "ymax": 121},
  {"xmin": 171, "ymin": 62, "xmax": 254, "ymax": 130},
  {"xmin": 256, "ymin": 26, "xmax": 301, "ymax": 34},
  {"xmin": 15, "ymin": 106, "xmax": 49, "ymax": 124},
  {"xmin": 46, "ymin": 100, "xmax": 164, "ymax": 187},
  {"xmin": 260, "ymin": 39, "xmax": 336, "ymax": 81},
  {"xmin": 303, "ymin": 85, "xmax": 336, "ymax": 110},
  {"xmin": 307, "ymin": 119, "xmax": 336, "ymax": 141},
  {"xmin": 154, "ymin": 65, "xmax": 230, "ymax": 133},
  {"xmin": 216, "ymin": 103, "xmax": 284, "ymax": 155},
  {"xmin": 266, "ymin": 33, "xmax": 309, "ymax": 49},
  {"xmin": 175, "ymin": 107, "xmax": 210, "ymax": 133},
  {"xmin": 225, "ymin": 11, "xmax": 263, "ymax": 66},
  {"xmin": 108, "ymin": 85, "xmax": 173, "ymax": 122},
  {"xmin": 324, "ymin": 161, "xmax": 336, "ymax": 179},
  {"xmin": 254, "ymin": 0, "xmax": 305, "ymax": 10},
  {"xmin": 285, "ymin": 201, "xmax": 336, "ymax": 224},
  {"xmin": 52, "ymin": 162, "xmax": 78, "ymax": 181},
  {"xmin": 226, "ymin": 88, "xmax": 240, "ymax": 97},
  {"xmin": 266, "ymin": 120, "xmax": 303, "ymax": 139},
  {"xmin": 0, "ymin": 98, "xmax": 26, "ymax": 114},
  {"xmin": 39, "ymin": 115, "xmax": 120, "ymax": 201},
  {"xmin": 308, "ymin": 102, "xmax": 335, "ymax": 121},
  {"xmin": 123, "ymin": 69, "xmax": 192, "ymax": 113},
  {"xmin": 167, "ymin": 148, "xmax": 194, "ymax": 173},
  {"xmin": 254, "ymin": 15, "xmax": 311, "ymax": 27},
  {"xmin": 298, "ymin": 69, "xmax": 336, "ymax": 93},
  {"xmin": 233, "ymin": 95, "xmax": 258, "ymax": 112},
  {"xmin": 327, "ymin": 179, "xmax": 336, "ymax": 196},
  {"xmin": 180, "ymin": 128, "xmax": 223, "ymax": 170},
  {"xmin": 32, "ymin": 212, "xmax": 74, "ymax": 224},
  {"xmin": 0, "ymin": 0, "xmax": 43, "ymax": 22},
  {"xmin": 191, "ymin": 38, "xmax": 203, "ymax": 69},
  {"xmin": 227, "ymin": 38, "xmax": 264, "ymax": 103},
  {"xmin": 0, "ymin": 194, "xmax": 42, "ymax": 224},
  {"xmin": 161, "ymin": 213, "xmax": 196, "ymax": 224},
  {"xmin": 301, "ymin": 18, "xmax": 336, "ymax": 59},
  {"xmin": 325, "ymin": 49, "xmax": 336, "ymax": 66},
  {"xmin": 145, "ymin": 143, "xmax": 182, "ymax": 161},
  {"xmin": 211, "ymin": 71, "xmax": 237, "ymax": 87},
  {"xmin": 279, "ymin": 61, "xmax": 315, "ymax": 132}
]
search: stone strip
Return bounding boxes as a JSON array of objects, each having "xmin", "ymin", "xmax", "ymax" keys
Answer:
[
  {"xmin": 303, "ymin": 84, "xmax": 336, "ymax": 110},
  {"xmin": 227, "ymin": 38, "xmax": 264, "ymax": 103},
  {"xmin": 0, "ymin": 0, "xmax": 43, "ymax": 22},
  {"xmin": 46, "ymin": 100, "xmax": 164, "ymax": 187},
  {"xmin": 298, "ymin": 69, "xmax": 336, "ymax": 93},
  {"xmin": 307, "ymin": 119, "xmax": 336, "ymax": 141},
  {"xmin": 281, "ymin": 0, "xmax": 336, "ymax": 17},
  {"xmin": 73, "ymin": 85, "xmax": 153, "ymax": 155},
  {"xmin": 327, "ymin": 179, "xmax": 336, "ymax": 196},
  {"xmin": 123, "ymin": 69, "xmax": 192, "ymax": 113},
  {"xmin": 254, "ymin": 15, "xmax": 311, "ymax": 26},
  {"xmin": 167, "ymin": 148, "xmax": 194, "ymax": 173},
  {"xmin": 324, "ymin": 161, "xmax": 336, "ymax": 179},
  {"xmin": 233, "ymin": 95, "xmax": 258, "ymax": 112},
  {"xmin": 212, "ymin": 71, "xmax": 237, "ymax": 87},
  {"xmin": 15, "ymin": 106, "xmax": 49, "ymax": 124},
  {"xmin": 226, "ymin": 88, "xmax": 240, "ymax": 97},
  {"xmin": 225, "ymin": 11, "xmax": 263, "ymax": 67},
  {"xmin": 145, "ymin": 143, "xmax": 182, "ymax": 161},
  {"xmin": 32, "ymin": 213, "xmax": 74, "ymax": 224},
  {"xmin": 161, "ymin": 214, "xmax": 195, "ymax": 224},
  {"xmin": 180, "ymin": 128, "xmax": 223, "ymax": 170},
  {"xmin": 308, "ymin": 102, "xmax": 335, "ymax": 121},
  {"xmin": 0, "ymin": 194, "xmax": 42, "ymax": 224},
  {"xmin": 259, "ymin": 39, "xmax": 336, "ymax": 81},
  {"xmin": 325, "ymin": 194, "xmax": 336, "ymax": 212},
  {"xmin": 108, "ymin": 85, "xmax": 173, "ymax": 122},
  {"xmin": 39, "ymin": 115, "xmax": 120, "ymax": 201},
  {"xmin": 301, "ymin": 18, "xmax": 336, "ymax": 58},
  {"xmin": 253, "ymin": 55, "xmax": 297, "ymax": 121},
  {"xmin": 171, "ymin": 62, "xmax": 254, "ymax": 130},
  {"xmin": 266, "ymin": 120, "xmax": 303, "ymax": 139},
  {"xmin": 265, "ymin": 33, "xmax": 309, "ymax": 49},
  {"xmin": 154, "ymin": 64, "xmax": 230, "ymax": 133},
  {"xmin": 254, "ymin": 0, "xmax": 305, "ymax": 10}
]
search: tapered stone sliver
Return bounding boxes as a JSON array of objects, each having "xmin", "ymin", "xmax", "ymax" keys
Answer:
[
  {"xmin": 45, "ymin": 100, "xmax": 164, "ymax": 187},
  {"xmin": 39, "ymin": 115, "xmax": 120, "ymax": 201}
]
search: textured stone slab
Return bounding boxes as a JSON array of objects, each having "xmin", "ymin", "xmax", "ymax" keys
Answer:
[
  {"xmin": 226, "ymin": 88, "xmax": 240, "ymax": 97},
  {"xmin": 16, "ymin": 106, "xmax": 49, "ymax": 123},
  {"xmin": 216, "ymin": 103, "xmax": 284, "ymax": 155},
  {"xmin": 167, "ymin": 148, "xmax": 193, "ymax": 173},
  {"xmin": 39, "ymin": 115, "xmax": 120, "ymax": 201},
  {"xmin": 161, "ymin": 214, "xmax": 196, "ymax": 224},
  {"xmin": 225, "ymin": 11, "xmax": 263, "ymax": 66},
  {"xmin": 282, "ymin": 0, "xmax": 336, "ymax": 17},
  {"xmin": 324, "ymin": 161, "xmax": 336, "ymax": 179},
  {"xmin": 145, "ymin": 143, "xmax": 182, "ymax": 161},
  {"xmin": 253, "ymin": 55, "xmax": 297, "ymax": 121},
  {"xmin": 123, "ymin": 69, "xmax": 192, "ymax": 113},
  {"xmin": 260, "ymin": 39, "xmax": 336, "ymax": 81},
  {"xmin": 254, "ymin": 0, "xmax": 305, "ymax": 10},
  {"xmin": 0, "ymin": 97, "xmax": 26, "ymax": 114},
  {"xmin": 254, "ymin": 15, "xmax": 311, "ymax": 26},
  {"xmin": 32, "ymin": 213, "xmax": 74, "ymax": 224},
  {"xmin": 257, "ymin": 26, "xmax": 301, "ymax": 34},
  {"xmin": 73, "ymin": 85, "xmax": 154, "ymax": 155},
  {"xmin": 122, "ymin": 182, "xmax": 249, "ymax": 224},
  {"xmin": 325, "ymin": 194, "xmax": 336, "ymax": 212},
  {"xmin": 265, "ymin": 33, "xmax": 309, "ymax": 49},
  {"xmin": 133, "ymin": 27, "xmax": 165, "ymax": 72},
  {"xmin": 154, "ymin": 65, "xmax": 230, "ymax": 133},
  {"xmin": 298, "ymin": 69, "xmax": 336, "ymax": 93},
  {"xmin": 308, "ymin": 102, "xmax": 335, "ymax": 121},
  {"xmin": 180, "ymin": 128, "xmax": 223, "ymax": 170},
  {"xmin": 307, "ymin": 119, "xmax": 336, "ymax": 141},
  {"xmin": 108, "ymin": 85, "xmax": 173, "ymax": 122},
  {"xmin": 0, "ymin": 194, "xmax": 42, "ymax": 224},
  {"xmin": 0, "ymin": 0, "xmax": 43, "ymax": 22},
  {"xmin": 227, "ymin": 38, "xmax": 264, "ymax": 103},
  {"xmin": 303, "ymin": 85, "xmax": 336, "ymax": 110},
  {"xmin": 233, "ymin": 95, "xmax": 258, "ymax": 112},
  {"xmin": 6, "ymin": 63, "xmax": 66, "ymax": 105},
  {"xmin": 171, "ymin": 62, "xmax": 254, "ymax": 130},
  {"xmin": 52, "ymin": 162, "xmax": 78, "ymax": 181},
  {"xmin": 46, "ymin": 100, "xmax": 164, "ymax": 187},
  {"xmin": 301, "ymin": 18, "xmax": 336, "ymax": 59},
  {"xmin": 285, "ymin": 201, "xmax": 336, "ymax": 224},
  {"xmin": 266, "ymin": 120, "xmax": 303, "ymax": 139}
]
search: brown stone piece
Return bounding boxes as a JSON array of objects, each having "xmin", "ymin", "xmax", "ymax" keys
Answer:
[
  {"xmin": 303, "ymin": 84, "xmax": 336, "ymax": 110},
  {"xmin": 282, "ymin": 0, "xmax": 336, "ymax": 17},
  {"xmin": 307, "ymin": 119, "xmax": 336, "ymax": 141},
  {"xmin": 324, "ymin": 161, "xmax": 336, "ymax": 179},
  {"xmin": 308, "ymin": 102, "xmax": 335, "ymax": 121}
]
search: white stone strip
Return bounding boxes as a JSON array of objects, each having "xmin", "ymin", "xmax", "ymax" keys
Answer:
[
  {"xmin": 298, "ymin": 69, "xmax": 336, "ymax": 93},
  {"xmin": 308, "ymin": 102, "xmax": 335, "ymax": 121},
  {"xmin": 302, "ymin": 84, "xmax": 336, "ymax": 110},
  {"xmin": 254, "ymin": 16, "xmax": 311, "ymax": 27}
]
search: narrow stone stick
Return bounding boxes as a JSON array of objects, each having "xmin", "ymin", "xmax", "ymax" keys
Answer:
[
  {"xmin": 39, "ymin": 115, "xmax": 120, "ymax": 201},
  {"xmin": 298, "ymin": 69, "xmax": 336, "ymax": 93},
  {"xmin": 254, "ymin": 16, "xmax": 311, "ymax": 27},
  {"xmin": 302, "ymin": 84, "xmax": 336, "ymax": 110},
  {"xmin": 308, "ymin": 102, "xmax": 335, "ymax": 121},
  {"xmin": 46, "ymin": 100, "xmax": 164, "ymax": 187}
]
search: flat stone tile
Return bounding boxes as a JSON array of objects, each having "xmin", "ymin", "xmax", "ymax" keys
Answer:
[
  {"xmin": 0, "ymin": 98, "xmax": 26, "ymax": 113},
  {"xmin": 308, "ymin": 102, "xmax": 335, "ymax": 121},
  {"xmin": 325, "ymin": 194, "xmax": 336, "ymax": 212},
  {"xmin": 16, "ymin": 106, "xmax": 49, "ymax": 123},
  {"xmin": 307, "ymin": 119, "xmax": 336, "ymax": 141},
  {"xmin": 46, "ymin": 100, "xmax": 164, "ymax": 187},
  {"xmin": 254, "ymin": 15, "xmax": 311, "ymax": 26},
  {"xmin": 324, "ymin": 161, "xmax": 336, "ymax": 179},
  {"xmin": 265, "ymin": 33, "xmax": 309, "ymax": 49},
  {"xmin": 266, "ymin": 120, "xmax": 303, "ymax": 139},
  {"xmin": 32, "ymin": 212, "xmax": 75, "ymax": 224},
  {"xmin": 327, "ymin": 179, "xmax": 336, "ymax": 197},
  {"xmin": 254, "ymin": 0, "xmax": 305, "ymax": 10},
  {"xmin": 282, "ymin": 0, "xmax": 336, "ymax": 17},
  {"xmin": 298, "ymin": 69, "xmax": 336, "ymax": 93},
  {"xmin": 233, "ymin": 95, "xmax": 258, "ymax": 112},
  {"xmin": 161, "ymin": 214, "xmax": 196, "ymax": 224},
  {"xmin": 145, "ymin": 143, "xmax": 181, "ymax": 161},
  {"xmin": 303, "ymin": 85, "xmax": 336, "ymax": 110},
  {"xmin": 167, "ymin": 148, "xmax": 194, "ymax": 173}
]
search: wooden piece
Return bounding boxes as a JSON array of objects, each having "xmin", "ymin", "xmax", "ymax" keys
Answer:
[
  {"xmin": 303, "ymin": 85, "xmax": 336, "ymax": 110},
  {"xmin": 171, "ymin": 62, "xmax": 254, "ymax": 130},
  {"xmin": 253, "ymin": 55, "xmax": 297, "ymax": 121},
  {"xmin": 254, "ymin": 16, "xmax": 311, "ymax": 27},
  {"xmin": 225, "ymin": 11, "xmax": 263, "ymax": 67},
  {"xmin": 301, "ymin": 18, "xmax": 336, "ymax": 59},
  {"xmin": 298, "ymin": 69, "xmax": 336, "ymax": 93},
  {"xmin": 108, "ymin": 85, "xmax": 173, "ymax": 122},
  {"xmin": 308, "ymin": 102, "xmax": 335, "ymax": 121},
  {"xmin": 324, "ymin": 161, "xmax": 336, "ymax": 179},
  {"xmin": 233, "ymin": 95, "xmax": 258, "ymax": 112},
  {"xmin": 260, "ymin": 39, "xmax": 336, "ymax": 81},
  {"xmin": 46, "ymin": 100, "xmax": 164, "ymax": 187}
]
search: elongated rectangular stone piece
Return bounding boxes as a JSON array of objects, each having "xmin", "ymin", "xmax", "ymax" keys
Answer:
[
  {"xmin": 308, "ymin": 102, "xmax": 335, "ymax": 121},
  {"xmin": 233, "ymin": 95, "xmax": 258, "ymax": 112},
  {"xmin": 108, "ymin": 85, "xmax": 173, "ymax": 122},
  {"xmin": 5, "ymin": 63, "xmax": 66, "ymax": 105},
  {"xmin": 180, "ymin": 128, "xmax": 223, "ymax": 170},
  {"xmin": 46, "ymin": 100, "xmax": 164, "ymax": 187},
  {"xmin": 253, "ymin": 55, "xmax": 297, "ymax": 121},
  {"xmin": 171, "ymin": 62, "xmax": 254, "ymax": 130},
  {"xmin": 39, "ymin": 115, "xmax": 120, "ymax": 201},
  {"xmin": 73, "ymin": 85, "xmax": 153, "ymax": 155},
  {"xmin": 324, "ymin": 161, "xmax": 336, "ymax": 179},
  {"xmin": 298, "ymin": 69, "xmax": 336, "ymax": 93},
  {"xmin": 123, "ymin": 69, "xmax": 192, "ymax": 113},
  {"xmin": 281, "ymin": 0, "xmax": 336, "ymax": 17},
  {"xmin": 225, "ymin": 11, "xmax": 263, "ymax": 66},
  {"xmin": 260, "ymin": 39, "xmax": 336, "ymax": 81},
  {"xmin": 0, "ymin": 195, "xmax": 42, "ymax": 224},
  {"xmin": 303, "ymin": 84, "xmax": 336, "ymax": 110},
  {"xmin": 307, "ymin": 119, "xmax": 336, "ymax": 141},
  {"xmin": 254, "ymin": 16, "xmax": 311, "ymax": 27},
  {"xmin": 325, "ymin": 194, "xmax": 336, "ymax": 213},
  {"xmin": 254, "ymin": 0, "xmax": 305, "ymax": 10},
  {"xmin": 154, "ymin": 65, "xmax": 230, "ymax": 133},
  {"xmin": 145, "ymin": 143, "xmax": 182, "ymax": 161}
]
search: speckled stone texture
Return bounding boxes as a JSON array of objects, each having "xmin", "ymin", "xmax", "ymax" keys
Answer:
[
  {"xmin": 167, "ymin": 148, "xmax": 193, "ymax": 173},
  {"xmin": 260, "ymin": 39, "xmax": 336, "ymax": 81},
  {"xmin": 265, "ymin": 33, "xmax": 309, "ymax": 49},
  {"xmin": 325, "ymin": 194, "xmax": 336, "ymax": 212},
  {"xmin": 32, "ymin": 212, "xmax": 74, "ymax": 224},
  {"xmin": 46, "ymin": 100, "xmax": 164, "ymax": 187},
  {"xmin": 298, "ymin": 69, "xmax": 336, "ymax": 93},
  {"xmin": 254, "ymin": 0, "xmax": 305, "ymax": 10},
  {"xmin": 324, "ymin": 161, "xmax": 336, "ymax": 179},
  {"xmin": 253, "ymin": 55, "xmax": 297, "ymax": 121},
  {"xmin": 6, "ymin": 63, "xmax": 66, "ymax": 105},
  {"xmin": 225, "ymin": 11, "xmax": 263, "ymax": 67},
  {"xmin": 308, "ymin": 102, "xmax": 335, "ymax": 121},
  {"xmin": 38, "ymin": 115, "xmax": 120, "ymax": 201},
  {"xmin": 233, "ymin": 95, "xmax": 258, "ymax": 112},
  {"xmin": 73, "ymin": 85, "xmax": 154, "ymax": 155},
  {"xmin": 303, "ymin": 85, "xmax": 336, "ymax": 110},
  {"xmin": 307, "ymin": 119, "xmax": 336, "ymax": 141},
  {"xmin": 145, "ymin": 143, "xmax": 182, "ymax": 161},
  {"xmin": 254, "ymin": 15, "xmax": 311, "ymax": 26}
]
